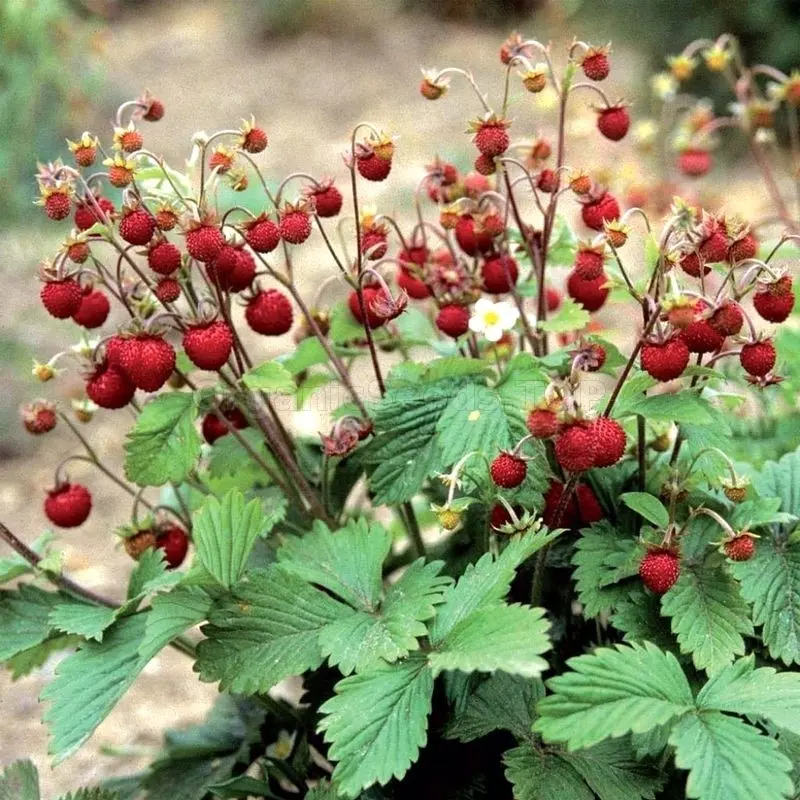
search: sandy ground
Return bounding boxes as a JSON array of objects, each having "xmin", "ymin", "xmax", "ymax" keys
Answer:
[{"xmin": 0, "ymin": 1, "xmax": 781, "ymax": 794}]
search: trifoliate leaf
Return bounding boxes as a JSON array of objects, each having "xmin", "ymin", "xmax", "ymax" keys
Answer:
[
  {"xmin": 661, "ymin": 560, "xmax": 753, "ymax": 675},
  {"xmin": 430, "ymin": 529, "xmax": 560, "ymax": 645},
  {"xmin": 241, "ymin": 360, "xmax": 295, "ymax": 393},
  {"xmin": 504, "ymin": 745, "xmax": 593, "ymax": 800},
  {"xmin": 318, "ymin": 559, "xmax": 451, "ymax": 675},
  {"xmin": 619, "ymin": 492, "xmax": 670, "ymax": 529},
  {"xmin": 0, "ymin": 585, "xmax": 63, "ymax": 662},
  {"xmin": 618, "ymin": 392, "xmax": 715, "ymax": 424},
  {"xmin": 670, "ymin": 711, "xmax": 793, "ymax": 800},
  {"xmin": 48, "ymin": 602, "xmax": 117, "ymax": 642},
  {"xmin": 318, "ymin": 656, "xmax": 434, "ymax": 798},
  {"xmin": 534, "ymin": 643, "xmax": 695, "ymax": 750},
  {"xmin": 753, "ymin": 446, "xmax": 800, "ymax": 537},
  {"xmin": 124, "ymin": 391, "xmax": 201, "ymax": 487},
  {"xmin": 696, "ymin": 654, "xmax": 800, "ymax": 735},
  {"xmin": 277, "ymin": 518, "xmax": 391, "ymax": 611},
  {"xmin": 730, "ymin": 535, "xmax": 800, "ymax": 665},
  {"xmin": 444, "ymin": 672, "xmax": 543, "ymax": 742},
  {"xmin": 195, "ymin": 567, "xmax": 350, "ymax": 694},
  {"xmin": 192, "ymin": 490, "xmax": 266, "ymax": 589},
  {"xmin": 0, "ymin": 759, "xmax": 40, "ymax": 800},
  {"xmin": 539, "ymin": 298, "xmax": 590, "ymax": 333},
  {"xmin": 429, "ymin": 604, "xmax": 550, "ymax": 677}
]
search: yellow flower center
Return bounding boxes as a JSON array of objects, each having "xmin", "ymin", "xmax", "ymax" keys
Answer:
[{"xmin": 483, "ymin": 310, "xmax": 500, "ymax": 326}]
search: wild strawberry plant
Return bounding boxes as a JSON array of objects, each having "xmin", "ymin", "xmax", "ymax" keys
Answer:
[{"xmin": 4, "ymin": 31, "xmax": 800, "ymax": 800}]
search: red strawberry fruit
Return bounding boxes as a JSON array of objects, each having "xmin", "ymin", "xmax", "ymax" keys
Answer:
[
  {"xmin": 305, "ymin": 180, "xmax": 343, "ymax": 217},
  {"xmin": 348, "ymin": 287, "xmax": 389, "ymax": 329},
  {"xmin": 279, "ymin": 207, "xmax": 312, "ymax": 245},
  {"xmin": 639, "ymin": 548, "xmax": 680, "ymax": 594},
  {"xmin": 185, "ymin": 223, "xmax": 225, "ymax": 262},
  {"xmin": 573, "ymin": 245, "xmax": 606, "ymax": 280},
  {"xmin": 678, "ymin": 148, "xmax": 712, "ymax": 177},
  {"xmin": 481, "ymin": 254, "xmax": 519, "ymax": 294},
  {"xmin": 740, "ymin": 340, "xmax": 776, "ymax": 377},
  {"xmin": 86, "ymin": 361, "xmax": 136, "ymax": 409},
  {"xmin": 526, "ymin": 408, "xmax": 559, "ymax": 439},
  {"xmin": 74, "ymin": 196, "xmax": 115, "ymax": 231},
  {"xmin": 119, "ymin": 207, "xmax": 156, "ymax": 246},
  {"xmin": 22, "ymin": 401, "xmax": 57, "ymax": 434},
  {"xmin": 455, "ymin": 215, "xmax": 494, "ymax": 255},
  {"xmin": 245, "ymin": 289, "xmax": 294, "ymax": 335},
  {"xmin": 202, "ymin": 407, "xmax": 249, "ymax": 445},
  {"xmin": 708, "ymin": 300, "xmax": 744, "ymax": 336},
  {"xmin": 156, "ymin": 525, "xmax": 189, "ymax": 569},
  {"xmin": 436, "ymin": 304, "xmax": 470, "ymax": 338},
  {"xmin": 72, "ymin": 287, "xmax": 110, "ymax": 329},
  {"xmin": 490, "ymin": 452, "xmax": 527, "ymax": 488},
  {"xmin": 472, "ymin": 117, "xmax": 511, "ymax": 157},
  {"xmin": 581, "ymin": 48, "xmax": 610, "ymax": 81},
  {"xmin": 753, "ymin": 276, "xmax": 795, "ymax": 323},
  {"xmin": 543, "ymin": 480, "xmax": 604, "ymax": 528},
  {"xmin": 119, "ymin": 334, "xmax": 176, "ymax": 392},
  {"xmin": 183, "ymin": 320, "xmax": 234, "ymax": 371},
  {"xmin": 44, "ymin": 482, "xmax": 92, "ymax": 528},
  {"xmin": 724, "ymin": 534, "xmax": 755, "ymax": 562},
  {"xmin": 41, "ymin": 278, "xmax": 82, "ymax": 319},
  {"xmin": 681, "ymin": 318, "xmax": 725, "ymax": 354},
  {"xmin": 581, "ymin": 192, "xmax": 620, "ymax": 230},
  {"xmin": 727, "ymin": 232, "xmax": 757, "ymax": 264},
  {"xmin": 555, "ymin": 422, "xmax": 597, "ymax": 472},
  {"xmin": 155, "ymin": 277, "xmax": 181, "ymax": 303},
  {"xmin": 596, "ymin": 104, "xmax": 630, "ymax": 141},
  {"xmin": 590, "ymin": 417, "xmax": 626, "ymax": 467},
  {"xmin": 641, "ymin": 337, "xmax": 690, "ymax": 381},
  {"xmin": 43, "ymin": 188, "xmax": 72, "ymax": 221},
  {"xmin": 567, "ymin": 269, "xmax": 609, "ymax": 312},
  {"xmin": 147, "ymin": 241, "xmax": 182, "ymax": 275}
]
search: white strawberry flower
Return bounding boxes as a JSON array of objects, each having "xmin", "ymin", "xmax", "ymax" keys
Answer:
[{"xmin": 468, "ymin": 298, "xmax": 519, "ymax": 342}]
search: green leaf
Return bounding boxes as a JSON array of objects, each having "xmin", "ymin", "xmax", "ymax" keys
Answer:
[
  {"xmin": 192, "ymin": 490, "xmax": 266, "ymax": 589},
  {"xmin": 430, "ymin": 529, "xmax": 560, "ymax": 645},
  {"xmin": 318, "ymin": 657, "xmax": 434, "ymax": 798},
  {"xmin": 611, "ymin": 589, "xmax": 677, "ymax": 651},
  {"xmin": 670, "ymin": 711, "xmax": 793, "ymax": 800},
  {"xmin": 0, "ymin": 532, "xmax": 53, "ymax": 585},
  {"xmin": 504, "ymin": 746, "xmax": 593, "ymax": 800},
  {"xmin": 208, "ymin": 775, "xmax": 281, "ymax": 798},
  {"xmin": 0, "ymin": 760, "xmax": 40, "ymax": 800},
  {"xmin": 318, "ymin": 559, "xmax": 451, "ymax": 675},
  {"xmin": 277, "ymin": 518, "xmax": 391, "ymax": 611},
  {"xmin": 572, "ymin": 522, "xmax": 641, "ymax": 618},
  {"xmin": 56, "ymin": 791, "xmax": 121, "ymax": 800},
  {"xmin": 140, "ymin": 587, "xmax": 210, "ymax": 657},
  {"xmin": 697, "ymin": 654, "xmax": 800, "ymax": 735},
  {"xmin": 534, "ymin": 643, "xmax": 695, "ymax": 750},
  {"xmin": 539, "ymin": 298, "xmax": 590, "ymax": 333},
  {"xmin": 730, "ymin": 536, "xmax": 800, "ymax": 665},
  {"xmin": 124, "ymin": 392, "xmax": 201, "ymax": 487},
  {"xmin": 429, "ymin": 604, "xmax": 550, "ymax": 677},
  {"xmin": 5, "ymin": 635, "xmax": 80, "ymax": 681},
  {"xmin": 41, "ymin": 613, "xmax": 157, "ymax": 764},
  {"xmin": 48, "ymin": 602, "xmax": 117, "ymax": 642},
  {"xmin": 753, "ymin": 447, "xmax": 800, "ymax": 537},
  {"xmin": 280, "ymin": 336, "xmax": 329, "ymax": 375},
  {"xmin": 661, "ymin": 561, "xmax": 753, "ymax": 675},
  {"xmin": 296, "ymin": 373, "xmax": 335, "ymax": 409},
  {"xmin": 619, "ymin": 493, "xmax": 669, "ymax": 529},
  {"xmin": 126, "ymin": 547, "xmax": 179, "ymax": 603},
  {"xmin": 195, "ymin": 566, "xmax": 350, "ymax": 694},
  {"xmin": 619, "ymin": 392, "xmax": 715, "ymax": 424},
  {"xmin": 0, "ymin": 585, "xmax": 62, "ymax": 661},
  {"xmin": 330, "ymin": 301, "xmax": 367, "ymax": 344},
  {"xmin": 444, "ymin": 672, "xmax": 542, "ymax": 742},
  {"xmin": 561, "ymin": 739, "xmax": 665, "ymax": 800},
  {"xmin": 546, "ymin": 215, "xmax": 578, "ymax": 266},
  {"xmin": 241, "ymin": 360, "xmax": 295, "ymax": 393}
]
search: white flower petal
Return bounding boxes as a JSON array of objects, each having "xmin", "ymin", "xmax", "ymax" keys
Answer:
[
  {"xmin": 469, "ymin": 316, "xmax": 486, "ymax": 333},
  {"xmin": 474, "ymin": 297, "xmax": 493, "ymax": 315},
  {"xmin": 499, "ymin": 304, "xmax": 520, "ymax": 328},
  {"xmin": 484, "ymin": 325, "xmax": 504, "ymax": 342}
]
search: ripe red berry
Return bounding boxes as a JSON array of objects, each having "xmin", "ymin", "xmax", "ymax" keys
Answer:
[
  {"xmin": 279, "ymin": 208, "xmax": 312, "ymax": 245},
  {"xmin": 241, "ymin": 125, "xmax": 267, "ymax": 153},
  {"xmin": 639, "ymin": 548, "xmax": 680, "ymax": 594},
  {"xmin": 397, "ymin": 267, "xmax": 431, "ymax": 300},
  {"xmin": 555, "ymin": 422, "xmax": 597, "ymax": 472},
  {"xmin": 147, "ymin": 241, "xmax": 182, "ymax": 275},
  {"xmin": 435, "ymin": 304, "xmax": 470, "ymax": 338},
  {"xmin": 681, "ymin": 319, "xmax": 725, "ymax": 354},
  {"xmin": 22, "ymin": 401, "xmax": 57, "ymax": 434},
  {"xmin": 543, "ymin": 480, "xmax": 604, "ymax": 528},
  {"xmin": 490, "ymin": 452, "xmax": 527, "ymax": 488},
  {"xmin": 590, "ymin": 417, "xmax": 626, "ymax": 467},
  {"xmin": 44, "ymin": 190, "xmax": 71, "ymax": 221},
  {"xmin": 72, "ymin": 287, "xmax": 110, "ymax": 329},
  {"xmin": 455, "ymin": 216, "xmax": 494, "ymax": 256},
  {"xmin": 41, "ymin": 278, "xmax": 82, "ymax": 319},
  {"xmin": 536, "ymin": 168, "xmax": 558, "ymax": 193},
  {"xmin": 679, "ymin": 251, "xmax": 710, "ymax": 278},
  {"xmin": 641, "ymin": 337, "xmax": 690, "ymax": 381},
  {"xmin": 360, "ymin": 228, "xmax": 389, "ymax": 260},
  {"xmin": 581, "ymin": 193, "xmax": 620, "ymax": 231},
  {"xmin": 185, "ymin": 224, "xmax": 225, "ymax": 262},
  {"xmin": 473, "ymin": 119, "xmax": 511, "ymax": 157},
  {"xmin": 104, "ymin": 335, "xmax": 127, "ymax": 368},
  {"xmin": 481, "ymin": 254, "xmax": 519, "ymax": 294},
  {"xmin": 156, "ymin": 525, "xmax": 189, "ymax": 569},
  {"xmin": 119, "ymin": 208, "xmax": 156, "ymax": 246},
  {"xmin": 74, "ymin": 196, "xmax": 115, "ymax": 231},
  {"xmin": 244, "ymin": 216, "xmax": 281, "ymax": 253},
  {"xmin": 183, "ymin": 320, "xmax": 234, "ymax": 371},
  {"xmin": 724, "ymin": 535, "xmax": 755, "ymax": 562},
  {"xmin": 740, "ymin": 340, "xmax": 776, "ymax": 377},
  {"xmin": 582, "ymin": 50, "xmax": 610, "ymax": 81},
  {"xmin": 474, "ymin": 153, "xmax": 497, "ymax": 176},
  {"xmin": 356, "ymin": 152, "xmax": 392, "ymax": 182},
  {"xmin": 202, "ymin": 407, "xmax": 248, "ymax": 445},
  {"xmin": 596, "ymin": 105, "xmax": 630, "ymax": 141},
  {"xmin": 155, "ymin": 278, "xmax": 181, "ymax": 303},
  {"xmin": 66, "ymin": 240, "xmax": 90, "ymax": 264},
  {"xmin": 155, "ymin": 207, "xmax": 178, "ymax": 231},
  {"xmin": 490, "ymin": 503, "xmax": 514, "ymax": 529},
  {"xmin": 700, "ymin": 229, "xmax": 728, "ymax": 264},
  {"xmin": 119, "ymin": 334, "xmax": 176, "ymax": 392},
  {"xmin": 348, "ymin": 287, "xmax": 389, "ymax": 329},
  {"xmin": 753, "ymin": 276, "xmax": 795, "ymax": 323},
  {"xmin": 142, "ymin": 97, "xmax": 165, "ymax": 122},
  {"xmin": 526, "ymin": 408, "xmax": 559, "ymax": 439},
  {"xmin": 245, "ymin": 289, "xmax": 294, "ymax": 336},
  {"xmin": 566, "ymin": 269, "xmax": 609, "ymax": 312},
  {"xmin": 44, "ymin": 482, "xmax": 92, "ymax": 528},
  {"xmin": 306, "ymin": 181, "xmax": 343, "ymax": 217},
  {"xmin": 727, "ymin": 233, "xmax": 757, "ymax": 264},
  {"xmin": 678, "ymin": 148, "xmax": 712, "ymax": 177},
  {"xmin": 573, "ymin": 246, "xmax": 606, "ymax": 280},
  {"xmin": 546, "ymin": 287, "xmax": 562, "ymax": 312},
  {"xmin": 86, "ymin": 360, "xmax": 136, "ymax": 409},
  {"xmin": 708, "ymin": 300, "xmax": 744, "ymax": 336}
]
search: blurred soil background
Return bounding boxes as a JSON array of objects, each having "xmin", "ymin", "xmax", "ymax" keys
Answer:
[{"xmin": 1, "ymin": 0, "xmax": 798, "ymax": 794}]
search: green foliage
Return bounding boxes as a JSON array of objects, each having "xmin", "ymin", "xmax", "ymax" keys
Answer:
[
  {"xmin": 619, "ymin": 492, "xmax": 670, "ymax": 528},
  {"xmin": 240, "ymin": 361, "xmax": 295, "ymax": 393},
  {"xmin": 124, "ymin": 392, "xmax": 201, "ymax": 487},
  {"xmin": 0, "ymin": 760, "xmax": 40, "ymax": 800}
]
